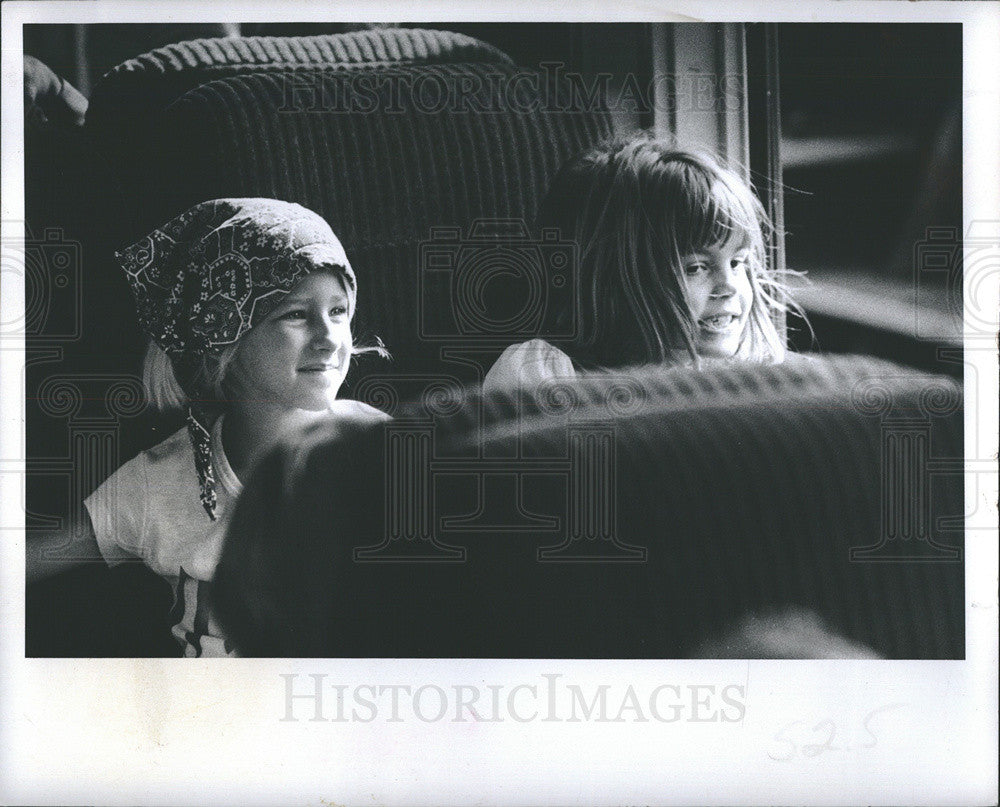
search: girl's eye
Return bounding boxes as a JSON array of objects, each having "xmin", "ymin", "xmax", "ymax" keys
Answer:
[
  {"xmin": 683, "ymin": 262, "xmax": 707, "ymax": 276},
  {"xmin": 281, "ymin": 309, "xmax": 307, "ymax": 320},
  {"xmin": 731, "ymin": 253, "xmax": 750, "ymax": 269},
  {"xmin": 329, "ymin": 305, "xmax": 348, "ymax": 317}
]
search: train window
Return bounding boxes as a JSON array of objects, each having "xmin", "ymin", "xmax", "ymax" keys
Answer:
[
  {"xmin": 418, "ymin": 22, "xmax": 964, "ymax": 371},
  {"xmin": 778, "ymin": 24, "xmax": 962, "ymax": 369}
]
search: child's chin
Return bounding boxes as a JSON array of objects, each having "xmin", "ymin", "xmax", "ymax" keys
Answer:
[
  {"xmin": 696, "ymin": 340, "xmax": 740, "ymax": 360},
  {"xmin": 296, "ymin": 390, "xmax": 344, "ymax": 412}
]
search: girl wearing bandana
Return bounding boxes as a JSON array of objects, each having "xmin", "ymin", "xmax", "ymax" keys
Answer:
[{"xmin": 28, "ymin": 198, "xmax": 388, "ymax": 657}]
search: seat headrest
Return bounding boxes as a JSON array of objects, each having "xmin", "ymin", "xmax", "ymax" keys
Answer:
[{"xmin": 86, "ymin": 28, "xmax": 513, "ymax": 131}]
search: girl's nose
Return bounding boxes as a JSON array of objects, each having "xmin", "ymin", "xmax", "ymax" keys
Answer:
[
  {"xmin": 309, "ymin": 316, "xmax": 340, "ymax": 350},
  {"xmin": 709, "ymin": 262, "xmax": 737, "ymax": 298}
]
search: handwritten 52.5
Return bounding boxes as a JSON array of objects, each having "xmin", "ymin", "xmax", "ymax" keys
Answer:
[{"xmin": 768, "ymin": 704, "xmax": 907, "ymax": 761}]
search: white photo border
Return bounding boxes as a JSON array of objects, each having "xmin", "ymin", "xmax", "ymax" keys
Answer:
[{"xmin": 2, "ymin": 1, "xmax": 997, "ymax": 805}]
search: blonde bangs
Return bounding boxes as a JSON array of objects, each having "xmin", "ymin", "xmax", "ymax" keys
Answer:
[
  {"xmin": 652, "ymin": 154, "xmax": 765, "ymax": 265},
  {"xmin": 540, "ymin": 136, "xmax": 800, "ymax": 369}
]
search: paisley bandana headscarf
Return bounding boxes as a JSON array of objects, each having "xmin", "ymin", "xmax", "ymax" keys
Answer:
[{"xmin": 117, "ymin": 198, "xmax": 356, "ymax": 520}]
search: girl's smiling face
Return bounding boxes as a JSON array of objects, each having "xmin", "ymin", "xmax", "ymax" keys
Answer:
[
  {"xmin": 679, "ymin": 238, "xmax": 753, "ymax": 358},
  {"xmin": 226, "ymin": 269, "xmax": 354, "ymax": 411}
]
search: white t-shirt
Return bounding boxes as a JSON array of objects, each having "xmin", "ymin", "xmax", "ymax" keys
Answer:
[
  {"xmin": 482, "ymin": 338, "xmax": 576, "ymax": 398},
  {"xmin": 84, "ymin": 416, "xmax": 242, "ymax": 657}
]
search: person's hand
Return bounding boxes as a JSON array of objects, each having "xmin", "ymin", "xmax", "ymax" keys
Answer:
[{"xmin": 24, "ymin": 54, "xmax": 87, "ymax": 127}]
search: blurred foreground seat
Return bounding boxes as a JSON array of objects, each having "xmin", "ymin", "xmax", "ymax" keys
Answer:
[{"xmin": 215, "ymin": 355, "xmax": 964, "ymax": 659}]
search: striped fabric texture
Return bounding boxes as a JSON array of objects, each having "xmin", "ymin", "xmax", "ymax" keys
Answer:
[
  {"xmin": 138, "ymin": 63, "xmax": 613, "ymax": 376},
  {"xmin": 79, "ymin": 29, "xmax": 613, "ymax": 380},
  {"xmin": 86, "ymin": 28, "xmax": 513, "ymax": 131},
  {"xmin": 467, "ymin": 355, "xmax": 965, "ymax": 659},
  {"xmin": 83, "ymin": 29, "xmax": 517, "ymax": 249},
  {"xmin": 214, "ymin": 355, "xmax": 964, "ymax": 658}
]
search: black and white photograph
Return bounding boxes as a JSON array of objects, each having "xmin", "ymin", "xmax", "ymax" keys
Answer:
[{"xmin": 2, "ymin": 1, "xmax": 997, "ymax": 805}]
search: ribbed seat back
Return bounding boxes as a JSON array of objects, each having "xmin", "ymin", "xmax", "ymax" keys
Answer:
[
  {"xmin": 79, "ymin": 28, "xmax": 614, "ymax": 382},
  {"xmin": 76, "ymin": 30, "xmax": 530, "ymax": 370},
  {"xmin": 84, "ymin": 29, "xmax": 515, "ymax": 253},
  {"xmin": 215, "ymin": 355, "xmax": 965, "ymax": 658},
  {"xmin": 467, "ymin": 356, "xmax": 965, "ymax": 658},
  {"xmin": 135, "ymin": 63, "xmax": 613, "ymax": 378},
  {"xmin": 86, "ymin": 28, "xmax": 513, "ymax": 135}
]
